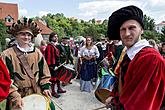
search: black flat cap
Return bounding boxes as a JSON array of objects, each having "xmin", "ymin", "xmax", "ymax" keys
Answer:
[{"xmin": 107, "ymin": 5, "xmax": 144, "ymax": 40}]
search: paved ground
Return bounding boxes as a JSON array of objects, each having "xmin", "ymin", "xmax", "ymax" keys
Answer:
[{"xmin": 53, "ymin": 79, "xmax": 109, "ymax": 110}]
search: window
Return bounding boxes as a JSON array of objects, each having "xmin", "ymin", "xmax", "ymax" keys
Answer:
[{"xmin": 5, "ymin": 15, "xmax": 14, "ymax": 23}]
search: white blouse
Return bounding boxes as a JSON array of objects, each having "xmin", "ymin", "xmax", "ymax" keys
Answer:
[{"xmin": 78, "ymin": 45, "xmax": 100, "ymax": 58}]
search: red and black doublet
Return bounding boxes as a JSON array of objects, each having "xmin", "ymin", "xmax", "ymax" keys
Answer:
[{"xmin": 45, "ymin": 43, "xmax": 60, "ymax": 82}]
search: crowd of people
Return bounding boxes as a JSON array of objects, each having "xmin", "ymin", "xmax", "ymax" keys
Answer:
[{"xmin": 0, "ymin": 5, "xmax": 165, "ymax": 110}]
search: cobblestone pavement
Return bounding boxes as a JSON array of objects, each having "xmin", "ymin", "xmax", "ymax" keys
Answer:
[{"xmin": 53, "ymin": 79, "xmax": 109, "ymax": 110}]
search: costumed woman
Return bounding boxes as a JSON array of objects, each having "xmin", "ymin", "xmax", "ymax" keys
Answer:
[{"xmin": 79, "ymin": 36, "xmax": 100, "ymax": 92}]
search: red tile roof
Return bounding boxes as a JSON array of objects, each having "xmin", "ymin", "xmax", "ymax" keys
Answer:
[
  {"xmin": 35, "ymin": 20, "xmax": 53, "ymax": 35},
  {"xmin": 0, "ymin": 2, "xmax": 18, "ymax": 26},
  {"xmin": 156, "ymin": 21, "xmax": 165, "ymax": 25}
]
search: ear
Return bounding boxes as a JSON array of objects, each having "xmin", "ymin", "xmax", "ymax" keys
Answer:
[{"xmin": 141, "ymin": 29, "xmax": 144, "ymax": 34}]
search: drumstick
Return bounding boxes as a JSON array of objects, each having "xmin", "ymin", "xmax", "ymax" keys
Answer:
[
  {"xmin": 54, "ymin": 62, "xmax": 66, "ymax": 71},
  {"xmin": 92, "ymin": 105, "xmax": 107, "ymax": 110},
  {"xmin": 48, "ymin": 96, "xmax": 63, "ymax": 110}
]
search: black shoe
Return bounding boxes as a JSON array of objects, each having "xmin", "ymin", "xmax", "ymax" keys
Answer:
[
  {"xmin": 57, "ymin": 89, "xmax": 66, "ymax": 93},
  {"xmin": 62, "ymin": 83, "xmax": 67, "ymax": 86}
]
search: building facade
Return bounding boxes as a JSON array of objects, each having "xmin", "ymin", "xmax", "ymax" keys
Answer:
[{"xmin": 155, "ymin": 21, "xmax": 165, "ymax": 33}]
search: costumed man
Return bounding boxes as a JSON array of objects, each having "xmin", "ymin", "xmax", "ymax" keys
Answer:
[
  {"xmin": 45, "ymin": 32, "xmax": 66, "ymax": 98},
  {"xmin": 1, "ymin": 17, "xmax": 55, "ymax": 110},
  {"xmin": 57, "ymin": 36, "xmax": 74, "ymax": 86},
  {"xmin": 105, "ymin": 5, "xmax": 165, "ymax": 110},
  {"xmin": 100, "ymin": 37, "xmax": 108, "ymax": 59},
  {"xmin": 105, "ymin": 40, "xmax": 124, "ymax": 70},
  {"xmin": 0, "ymin": 57, "xmax": 11, "ymax": 109}
]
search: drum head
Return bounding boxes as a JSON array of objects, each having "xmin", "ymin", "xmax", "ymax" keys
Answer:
[{"xmin": 22, "ymin": 94, "xmax": 47, "ymax": 110}]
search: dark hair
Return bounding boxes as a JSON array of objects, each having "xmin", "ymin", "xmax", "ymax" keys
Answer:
[
  {"xmin": 49, "ymin": 32, "xmax": 57, "ymax": 42},
  {"xmin": 85, "ymin": 36, "xmax": 93, "ymax": 47}
]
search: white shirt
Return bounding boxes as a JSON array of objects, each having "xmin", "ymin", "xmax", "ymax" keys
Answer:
[{"xmin": 78, "ymin": 45, "xmax": 100, "ymax": 58}]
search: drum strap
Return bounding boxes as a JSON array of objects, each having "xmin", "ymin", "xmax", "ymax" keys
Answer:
[{"xmin": 13, "ymin": 46, "xmax": 37, "ymax": 93}]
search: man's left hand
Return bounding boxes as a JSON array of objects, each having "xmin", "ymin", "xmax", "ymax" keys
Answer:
[{"xmin": 43, "ymin": 90, "xmax": 52, "ymax": 98}]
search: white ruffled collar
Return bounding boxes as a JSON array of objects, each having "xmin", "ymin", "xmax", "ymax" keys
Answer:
[
  {"xmin": 127, "ymin": 39, "xmax": 152, "ymax": 60},
  {"xmin": 15, "ymin": 42, "xmax": 34, "ymax": 53}
]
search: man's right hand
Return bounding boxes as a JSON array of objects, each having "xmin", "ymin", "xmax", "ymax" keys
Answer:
[
  {"xmin": 105, "ymin": 96, "xmax": 113, "ymax": 109},
  {"xmin": 12, "ymin": 97, "xmax": 24, "ymax": 109}
]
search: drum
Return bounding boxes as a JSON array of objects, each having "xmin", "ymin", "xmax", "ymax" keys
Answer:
[
  {"xmin": 11, "ymin": 94, "xmax": 50, "ymax": 110},
  {"xmin": 95, "ymin": 71, "xmax": 117, "ymax": 104},
  {"xmin": 57, "ymin": 64, "xmax": 76, "ymax": 83}
]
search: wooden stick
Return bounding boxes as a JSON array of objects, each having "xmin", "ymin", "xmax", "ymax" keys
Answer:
[
  {"xmin": 48, "ymin": 96, "xmax": 63, "ymax": 110},
  {"xmin": 54, "ymin": 62, "xmax": 66, "ymax": 71},
  {"xmin": 92, "ymin": 105, "xmax": 107, "ymax": 110}
]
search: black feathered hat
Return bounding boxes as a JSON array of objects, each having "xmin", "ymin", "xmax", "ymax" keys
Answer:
[{"xmin": 107, "ymin": 5, "xmax": 144, "ymax": 40}]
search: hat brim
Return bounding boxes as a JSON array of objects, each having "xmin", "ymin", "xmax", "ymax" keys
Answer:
[{"xmin": 17, "ymin": 30, "xmax": 34, "ymax": 36}]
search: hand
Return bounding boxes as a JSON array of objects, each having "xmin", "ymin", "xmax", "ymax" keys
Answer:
[
  {"xmin": 87, "ymin": 56, "xmax": 92, "ymax": 60},
  {"xmin": 12, "ymin": 97, "xmax": 24, "ymax": 109},
  {"xmin": 105, "ymin": 96, "xmax": 113, "ymax": 109},
  {"xmin": 43, "ymin": 89, "xmax": 52, "ymax": 98},
  {"xmin": 92, "ymin": 55, "xmax": 96, "ymax": 60}
]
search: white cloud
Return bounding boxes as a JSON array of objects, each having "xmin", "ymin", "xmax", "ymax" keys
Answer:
[
  {"xmin": 0, "ymin": 0, "xmax": 24, "ymax": 3},
  {"xmin": 78, "ymin": 1, "xmax": 143, "ymax": 19},
  {"xmin": 39, "ymin": 11, "xmax": 51, "ymax": 17},
  {"xmin": 78, "ymin": 0, "xmax": 165, "ymax": 23},
  {"xmin": 19, "ymin": 8, "xmax": 28, "ymax": 17}
]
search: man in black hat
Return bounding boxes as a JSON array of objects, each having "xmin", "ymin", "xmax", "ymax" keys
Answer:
[
  {"xmin": 105, "ymin": 5, "xmax": 165, "ymax": 110},
  {"xmin": 57, "ymin": 36, "xmax": 74, "ymax": 86}
]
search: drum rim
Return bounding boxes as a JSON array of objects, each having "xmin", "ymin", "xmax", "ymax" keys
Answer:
[{"xmin": 95, "ymin": 89, "xmax": 113, "ymax": 103}]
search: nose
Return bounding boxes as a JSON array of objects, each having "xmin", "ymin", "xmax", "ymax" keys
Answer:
[
  {"xmin": 24, "ymin": 34, "xmax": 29, "ymax": 38},
  {"xmin": 125, "ymin": 29, "xmax": 131, "ymax": 36}
]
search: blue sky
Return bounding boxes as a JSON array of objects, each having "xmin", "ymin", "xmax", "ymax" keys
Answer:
[{"xmin": 1, "ymin": 0, "xmax": 165, "ymax": 24}]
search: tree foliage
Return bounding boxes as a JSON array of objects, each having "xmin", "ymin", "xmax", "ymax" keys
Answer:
[
  {"xmin": 160, "ymin": 26, "xmax": 165, "ymax": 42},
  {"xmin": 34, "ymin": 13, "xmax": 162, "ymax": 42},
  {"xmin": 39, "ymin": 13, "xmax": 108, "ymax": 40},
  {"xmin": 142, "ymin": 30, "xmax": 162, "ymax": 42},
  {"xmin": 143, "ymin": 15, "xmax": 155, "ymax": 31},
  {"xmin": 0, "ymin": 19, "xmax": 8, "ymax": 50}
]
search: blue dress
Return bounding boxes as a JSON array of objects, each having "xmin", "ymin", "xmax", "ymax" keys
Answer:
[{"xmin": 79, "ymin": 45, "xmax": 100, "ymax": 92}]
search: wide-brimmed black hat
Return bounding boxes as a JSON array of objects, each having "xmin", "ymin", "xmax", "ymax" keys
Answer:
[{"xmin": 107, "ymin": 5, "xmax": 144, "ymax": 40}]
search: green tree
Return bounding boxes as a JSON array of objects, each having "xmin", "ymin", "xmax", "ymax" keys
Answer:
[
  {"xmin": 143, "ymin": 15, "xmax": 155, "ymax": 31},
  {"xmin": 0, "ymin": 19, "xmax": 8, "ymax": 51},
  {"xmin": 160, "ymin": 26, "xmax": 165, "ymax": 42},
  {"xmin": 40, "ymin": 13, "xmax": 108, "ymax": 41},
  {"xmin": 161, "ymin": 26, "xmax": 165, "ymax": 35},
  {"xmin": 142, "ymin": 30, "xmax": 161, "ymax": 42}
]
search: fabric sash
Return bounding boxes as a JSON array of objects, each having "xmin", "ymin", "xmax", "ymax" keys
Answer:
[{"xmin": 13, "ymin": 46, "xmax": 37, "ymax": 93}]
